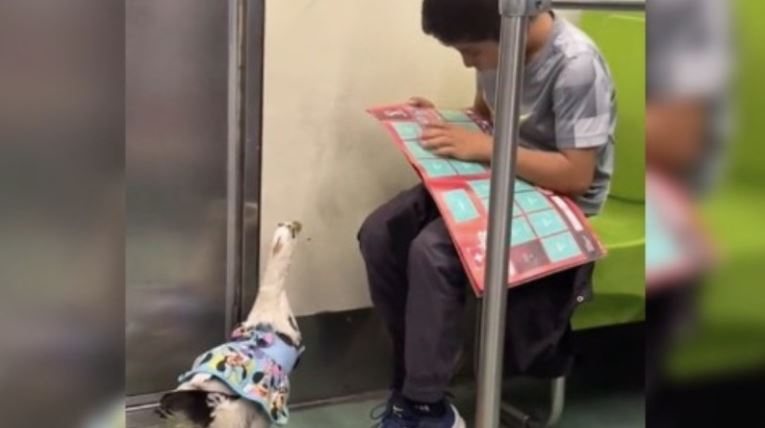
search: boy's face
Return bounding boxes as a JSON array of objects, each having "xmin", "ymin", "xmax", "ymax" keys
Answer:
[{"xmin": 451, "ymin": 40, "xmax": 499, "ymax": 71}]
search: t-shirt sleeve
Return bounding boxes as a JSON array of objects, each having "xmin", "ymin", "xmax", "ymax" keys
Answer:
[{"xmin": 552, "ymin": 53, "xmax": 614, "ymax": 149}]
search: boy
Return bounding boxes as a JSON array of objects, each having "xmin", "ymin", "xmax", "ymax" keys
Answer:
[{"xmin": 359, "ymin": 0, "xmax": 615, "ymax": 426}]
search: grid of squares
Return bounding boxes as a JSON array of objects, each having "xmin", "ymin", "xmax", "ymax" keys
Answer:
[
  {"xmin": 511, "ymin": 202, "xmax": 583, "ymax": 260},
  {"xmin": 437, "ymin": 109, "xmax": 473, "ymax": 122},
  {"xmin": 381, "ymin": 108, "xmax": 588, "ymax": 275},
  {"xmin": 392, "ymin": 122, "xmax": 422, "ymax": 141},
  {"xmin": 646, "ymin": 202, "xmax": 682, "ymax": 271},
  {"xmin": 479, "ymin": 198, "xmax": 523, "ymax": 218},
  {"xmin": 395, "ymin": 123, "xmax": 488, "ymax": 178},
  {"xmin": 469, "ymin": 179, "xmax": 533, "ymax": 217},
  {"xmin": 541, "ymin": 232, "xmax": 582, "ymax": 263},
  {"xmin": 462, "ymin": 179, "xmax": 585, "ymax": 261},
  {"xmin": 516, "ymin": 191, "xmax": 553, "ymax": 213},
  {"xmin": 443, "ymin": 189, "xmax": 480, "ymax": 223},
  {"xmin": 420, "ymin": 159, "xmax": 457, "ymax": 178},
  {"xmin": 451, "ymin": 122, "xmax": 483, "ymax": 133},
  {"xmin": 528, "ymin": 209, "xmax": 568, "ymax": 238}
]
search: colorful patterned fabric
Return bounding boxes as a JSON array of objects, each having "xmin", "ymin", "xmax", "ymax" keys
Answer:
[{"xmin": 178, "ymin": 324, "xmax": 304, "ymax": 425}]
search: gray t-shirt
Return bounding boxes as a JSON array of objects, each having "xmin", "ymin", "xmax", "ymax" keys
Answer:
[{"xmin": 478, "ymin": 16, "xmax": 616, "ymax": 215}]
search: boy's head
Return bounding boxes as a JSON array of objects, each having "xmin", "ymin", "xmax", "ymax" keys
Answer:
[
  {"xmin": 422, "ymin": 0, "xmax": 550, "ymax": 71},
  {"xmin": 422, "ymin": 0, "xmax": 500, "ymax": 70}
]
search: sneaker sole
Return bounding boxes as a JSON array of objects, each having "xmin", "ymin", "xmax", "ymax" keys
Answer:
[{"xmin": 450, "ymin": 405, "xmax": 466, "ymax": 428}]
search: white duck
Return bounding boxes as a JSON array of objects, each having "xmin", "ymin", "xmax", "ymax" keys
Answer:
[{"xmin": 159, "ymin": 221, "xmax": 304, "ymax": 428}]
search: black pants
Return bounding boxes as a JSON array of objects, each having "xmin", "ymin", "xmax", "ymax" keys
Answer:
[{"xmin": 358, "ymin": 185, "xmax": 594, "ymax": 403}]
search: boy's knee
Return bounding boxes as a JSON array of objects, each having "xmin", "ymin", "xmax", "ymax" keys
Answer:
[
  {"xmin": 408, "ymin": 221, "xmax": 467, "ymax": 294},
  {"xmin": 357, "ymin": 208, "xmax": 390, "ymax": 255}
]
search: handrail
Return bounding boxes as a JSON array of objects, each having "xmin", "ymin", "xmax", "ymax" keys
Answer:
[
  {"xmin": 225, "ymin": 0, "xmax": 247, "ymax": 335},
  {"xmin": 552, "ymin": 0, "xmax": 645, "ymax": 11},
  {"xmin": 474, "ymin": 10, "xmax": 529, "ymax": 428}
]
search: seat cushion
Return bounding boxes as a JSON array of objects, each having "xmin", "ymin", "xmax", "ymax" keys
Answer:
[
  {"xmin": 573, "ymin": 197, "xmax": 645, "ymax": 330},
  {"xmin": 668, "ymin": 186, "xmax": 765, "ymax": 379}
]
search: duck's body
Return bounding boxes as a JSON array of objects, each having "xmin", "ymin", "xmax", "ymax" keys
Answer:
[{"xmin": 159, "ymin": 222, "xmax": 304, "ymax": 428}]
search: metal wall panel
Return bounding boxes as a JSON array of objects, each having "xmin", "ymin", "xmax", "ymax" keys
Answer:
[
  {"xmin": 0, "ymin": 1, "xmax": 124, "ymax": 425},
  {"xmin": 126, "ymin": 0, "xmax": 230, "ymax": 397}
]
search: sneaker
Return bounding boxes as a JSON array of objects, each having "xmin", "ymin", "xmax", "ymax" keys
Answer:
[
  {"xmin": 370, "ymin": 390, "xmax": 404, "ymax": 422},
  {"xmin": 371, "ymin": 396, "xmax": 466, "ymax": 428}
]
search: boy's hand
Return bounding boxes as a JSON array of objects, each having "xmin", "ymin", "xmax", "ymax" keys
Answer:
[
  {"xmin": 407, "ymin": 96, "xmax": 436, "ymax": 109},
  {"xmin": 421, "ymin": 123, "xmax": 492, "ymax": 163}
]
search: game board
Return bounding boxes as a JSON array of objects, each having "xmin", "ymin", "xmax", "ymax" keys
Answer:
[
  {"xmin": 645, "ymin": 171, "xmax": 714, "ymax": 292},
  {"xmin": 368, "ymin": 103, "xmax": 606, "ymax": 295}
]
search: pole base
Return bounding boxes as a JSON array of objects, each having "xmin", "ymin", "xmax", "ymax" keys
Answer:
[{"xmin": 499, "ymin": 377, "xmax": 566, "ymax": 428}]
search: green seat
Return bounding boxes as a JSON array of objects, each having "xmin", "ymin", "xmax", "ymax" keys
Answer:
[
  {"xmin": 572, "ymin": 11, "xmax": 646, "ymax": 330},
  {"xmin": 668, "ymin": 186, "xmax": 765, "ymax": 379},
  {"xmin": 575, "ymin": 199, "xmax": 645, "ymax": 329}
]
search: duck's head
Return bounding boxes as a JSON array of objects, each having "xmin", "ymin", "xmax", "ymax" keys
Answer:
[{"xmin": 270, "ymin": 221, "xmax": 302, "ymax": 259}]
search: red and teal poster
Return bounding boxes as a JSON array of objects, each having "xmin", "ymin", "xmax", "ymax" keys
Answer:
[
  {"xmin": 645, "ymin": 171, "xmax": 714, "ymax": 292},
  {"xmin": 368, "ymin": 103, "xmax": 607, "ymax": 295}
]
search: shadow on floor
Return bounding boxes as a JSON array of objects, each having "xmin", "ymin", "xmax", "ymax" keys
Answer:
[{"xmin": 291, "ymin": 323, "xmax": 645, "ymax": 427}]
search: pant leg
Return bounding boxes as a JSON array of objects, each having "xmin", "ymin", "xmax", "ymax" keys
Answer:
[
  {"xmin": 358, "ymin": 184, "xmax": 440, "ymax": 390},
  {"xmin": 646, "ymin": 282, "xmax": 700, "ymax": 428},
  {"xmin": 400, "ymin": 223, "xmax": 595, "ymax": 400},
  {"xmin": 504, "ymin": 262, "xmax": 595, "ymax": 378},
  {"xmin": 402, "ymin": 218, "xmax": 468, "ymax": 403}
]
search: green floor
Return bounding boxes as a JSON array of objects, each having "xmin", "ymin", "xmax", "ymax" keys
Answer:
[{"xmin": 290, "ymin": 380, "xmax": 644, "ymax": 428}]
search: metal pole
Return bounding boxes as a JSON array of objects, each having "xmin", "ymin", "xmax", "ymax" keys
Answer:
[
  {"xmin": 474, "ymin": 13, "xmax": 529, "ymax": 428},
  {"xmin": 225, "ymin": 0, "xmax": 247, "ymax": 334},
  {"xmin": 551, "ymin": 0, "xmax": 644, "ymax": 10},
  {"xmin": 240, "ymin": 0, "xmax": 266, "ymax": 322}
]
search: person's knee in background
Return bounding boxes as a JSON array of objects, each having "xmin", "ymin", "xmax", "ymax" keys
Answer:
[{"xmin": 357, "ymin": 207, "xmax": 389, "ymax": 270}]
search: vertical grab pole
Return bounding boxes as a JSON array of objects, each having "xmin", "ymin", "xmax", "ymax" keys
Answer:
[
  {"xmin": 225, "ymin": 0, "xmax": 247, "ymax": 334},
  {"xmin": 476, "ymin": 0, "xmax": 550, "ymax": 425},
  {"xmin": 240, "ymin": 0, "xmax": 267, "ymax": 322}
]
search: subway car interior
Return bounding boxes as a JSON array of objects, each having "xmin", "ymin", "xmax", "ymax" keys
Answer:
[{"xmin": 125, "ymin": 1, "xmax": 648, "ymax": 427}]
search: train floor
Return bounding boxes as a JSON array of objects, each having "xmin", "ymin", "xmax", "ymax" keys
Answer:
[
  {"xmin": 290, "ymin": 377, "xmax": 644, "ymax": 428},
  {"xmin": 130, "ymin": 325, "xmax": 644, "ymax": 427},
  {"xmin": 290, "ymin": 324, "xmax": 645, "ymax": 427},
  {"xmin": 131, "ymin": 376, "xmax": 643, "ymax": 428}
]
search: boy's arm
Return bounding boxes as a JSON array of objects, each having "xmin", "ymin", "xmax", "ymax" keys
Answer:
[
  {"xmin": 420, "ymin": 125, "xmax": 597, "ymax": 196},
  {"xmin": 515, "ymin": 147, "xmax": 598, "ymax": 196},
  {"xmin": 518, "ymin": 53, "xmax": 612, "ymax": 196},
  {"xmin": 472, "ymin": 90, "xmax": 492, "ymax": 122}
]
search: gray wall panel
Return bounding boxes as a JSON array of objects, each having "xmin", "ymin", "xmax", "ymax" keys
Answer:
[{"xmin": 126, "ymin": 0, "xmax": 230, "ymax": 396}]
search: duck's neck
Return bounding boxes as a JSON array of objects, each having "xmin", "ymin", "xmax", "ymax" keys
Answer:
[
  {"xmin": 256, "ymin": 275, "xmax": 285, "ymax": 301},
  {"xmin": 247, "ymin": 252, "xmax": 291, "ymax": 318}
]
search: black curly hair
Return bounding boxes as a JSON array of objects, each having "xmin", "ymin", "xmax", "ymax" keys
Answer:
[{"xmin": 421, "ymin": 0, "xmax": 502, "ymax": 44}]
